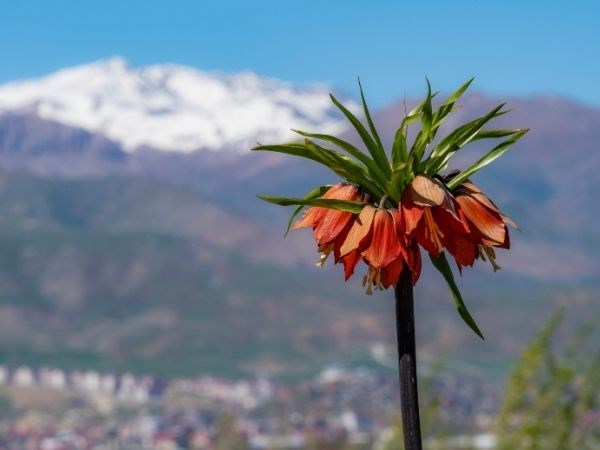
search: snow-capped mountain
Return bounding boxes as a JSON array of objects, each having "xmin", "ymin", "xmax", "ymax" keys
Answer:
[{"xmin": 0, "ymin": 57, "xmax": 356, "ymax": 153}]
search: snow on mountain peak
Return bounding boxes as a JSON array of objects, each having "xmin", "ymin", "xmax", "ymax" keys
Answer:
[{"xmin": 0, "ymin": 57, "xmax": 357, "ymax": 152}]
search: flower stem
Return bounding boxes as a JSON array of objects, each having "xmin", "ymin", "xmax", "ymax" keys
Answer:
[{"xmin": 395, "ymin": 267, "xmax": 422, "ymax": 450}]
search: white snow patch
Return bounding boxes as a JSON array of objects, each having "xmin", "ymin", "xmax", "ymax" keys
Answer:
[{"xmin": 0, "ymin": 57, "xmax": 358, "ymax": 153}]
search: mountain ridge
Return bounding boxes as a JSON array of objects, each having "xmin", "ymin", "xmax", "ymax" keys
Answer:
[
  {"xmin": 0, "ymin": 64, "xmax": 598, "ymax": 379},
  {"xmin": 0, "ymin": 57, "xmax": 357, "ymax": 153}
]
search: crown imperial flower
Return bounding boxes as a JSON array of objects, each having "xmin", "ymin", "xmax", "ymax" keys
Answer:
[{"xmin": 255, "ymin": 78, "xmax": 528, "ymax": 337}]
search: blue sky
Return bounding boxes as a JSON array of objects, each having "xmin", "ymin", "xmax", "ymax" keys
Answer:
[{"xmin": 1, "ymin": 0, "xmax": 598, "ymax": 106}]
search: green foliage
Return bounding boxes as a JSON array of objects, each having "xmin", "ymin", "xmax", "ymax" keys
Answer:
[
  {"xmin": 257, "ymin": 195, "xmax": 366, "ymax": 214},
  {"xmin": 255, "ymin": 79, "xmax": 527, "ymax": 210},
  {"xmin": 379, "ymin": 311, "xmax": 599, "ymax": 450},
  {"xmin": 495, "ymin": 308, "xmax": 600, "ymax": 450},
  {"xmin": 254, "ymin": 79, "xmax": 528, "ymax": 338},
  {"xmin": 429, "ymin": 252, "xmax": 484, "ymax": 339},
  {"xmin": 214, "ymin": 414, "xmax": 249, "ymax": 450}
]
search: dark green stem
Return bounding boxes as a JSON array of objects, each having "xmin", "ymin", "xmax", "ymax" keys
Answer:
[{"xmin": 395, "ymin": 267, "xmax": 422, "ymax": 450}]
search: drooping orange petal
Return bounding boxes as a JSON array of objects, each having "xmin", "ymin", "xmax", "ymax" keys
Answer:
[
  {"xmin": 446, "ymin": 233, "xmax": 478, "ymax": 268},
  {"xmin": 292, "ymin": 206, "xmax": 324, "ymax": 229},
  {"xmin": 481, "ymin": 226, "xmax": 510, "ymax": 249},
  {"xmin": 340, "ymin": 205, "xmax": 376, "ymax": 256},
  {"xmin": 405, "ymin": 239, "xmax": 422, "ymax": 285},
  {"xmin": 293, "ymin": 183, "xmax": 360, "ymax": 240},
  {"xmin": 500, "ymin": 226, "xmax": 510, "ymax": 249},
  {"xmin": 501, "ymin": 213, "xmax": 518, "ymax": 229},
  {"xmin": 433, "ymin": 204, "xmax": 469, "ymax": 236},
  {"xmin": 460, "ymin": 180, "xmax": 481, "ymax": 194},
  {"xmin": 361, "ymin": 210, "xmax": 404, "ymax": 269},
  {"xmin": 470, "ymin": 192, "xmax": 501, "ymax": 215},
  {"xmin": 414, "ymin": 207, "xmax": 444, "ymax": 255},
  {"xmin": 458, "ymin": 181, "xmax": 507, "ymax": 219},
  {"xmin": 321, "ymin": 183, "xmax": 360, "ymax": 201},
  {"xmin": 314, "ymin": 209, "xmax": 354, "ymax": 245},
  {"xmin": 341, "ymin": 249, "xmax": 362, "ymax": 281},
  {"xmin": 390, "ymin": 210, "xmax": 409, "ymax": 261},
  {"xmin": 400, "ymin": 190, "xmax": 424, "ymax": 235},
  {"xmin": 402, "ymin": 203, "xmax": 424, "ymax": 235},
  {"xmin": 379, "ymin": 256, "xmax": 404, "ymax": 288},
  {"xmin": 456, "ymin": 194, "xmax": 506, "ymax": 245},
  {"xmin": 292, "ymin": 183, "xmax": 358, "ymax": 231},
  {"xmin": 409, "ymin": 175, "xmax": 446, "ymax": 206}
]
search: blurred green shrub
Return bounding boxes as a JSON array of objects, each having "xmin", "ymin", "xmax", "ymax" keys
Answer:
[{"xmin": 495, "ymin": 308, "xmax": 599, "ymax": 450}]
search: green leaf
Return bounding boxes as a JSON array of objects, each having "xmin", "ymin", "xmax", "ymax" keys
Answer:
[
  {"xmin": 253, "ymin": 141, "xmax": 383, "ymax": 197},
  {"xmin": 471, "ymin": 128, "xmax": 526, "ymax": 140},
  {"xmin": 283, "ymin": 185, "xmax": 331, "ymax": 237},
  {"xmin": 409, "ymin": 80, "xmax": 435, "ymax": 163},
  {"xmin": 430, "ymin": 77, "xmax": 474, "ymax": 133},
  {"xmin": 252, "ymin": 142, "xmax": 322, "ymax": 163},
  {"xmin": 392, "ymin": 100, "xmax": 424, "ymax": 165},
  {"xmin": 392, "ymin": 125, "xmax": 408, "ymax": 165},
  {"xmin": 385, "ymin": 166, "xmax": 408, "ymax": 201},
  {"xmin": 358, "ymin": 78, "xmax": 385, "ymax": 154},
  {"xmin": 257, "ymin": 195, "xmax": 366, "ymax": 213},
  {"xmin": 329, "ymin": 93, "xmax": 391, "ymax": 177},
  {"xmin": 422, "ymin": 77, "xmax": 434, "ymax": 136},
  {"xmin": 444, "ymin": 77, "xmax": 474, "ymax": 105},
  {"xmin": 291, "ymin": 129, "xmax": 388, "ymax": 184},
  {"xmin": 430, "ymin": 252, "xmax": 484, "ymax": 339},
  {"xmin": 303, "ymin": 139, "xmax": 384, "ymax": 196},
  {"xmin": 446, "ymin": 128, "xmax": 529, "ymax": 189},
  {"xmin": 425, "ymin": 103, "xmax": 508, "ymax": 174}
]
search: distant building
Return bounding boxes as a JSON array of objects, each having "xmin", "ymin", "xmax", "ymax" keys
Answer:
[{"xmin": 12, "ymin": 366, "xmax": 35, "ymax": 387}]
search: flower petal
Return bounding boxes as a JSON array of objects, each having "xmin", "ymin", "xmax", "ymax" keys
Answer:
[
  {"xmin": 341, "ymin": 249, "xmax": 361, "ymax": 280},
  {"xmin": 314, "ymin": 209, "xmax": 354, "ymax": 244},
  {"xmin": 446, "ymin": 233, "xmax": 478, "ymax": 268},
  {"xmin": 362, "ymin": 210, "xmax": 404, "ymax": 268},
  {"xmin": 400, "ymin": 189, "xmax": 424, "ymax": 234},
  {"xmin": 380, "ymin": 256, "xmax": 404, "ymax": 288},
  {"xmin": 456, "ymin": 194, "xmax": 506, "ymax": 244},
  {"xmin": 292, "ymin": 206, "xmax": 324, "ymax": 229},
  {"xmin": 322, "ymin": 183, "xmax": 360, "ymax": 201},
  {"xmin": 291, "ymin": 183, "xmax": 359, "ymax": 231},
  {"xmin": 409, "ymin": 175, "xmax": 446, "ymax": 206},
  {"xmin": 407, "ymin": 240, "xmax": 422, "ymax": 285},
  {"xmin": 340, "ymin": 205, "xmax": 376, "ymax": 256},
  {"xmin": 415, "ymin": 208, "xmax": 444, "ymax": 255}
]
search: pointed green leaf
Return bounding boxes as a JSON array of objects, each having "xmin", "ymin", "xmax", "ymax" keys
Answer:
[
  {"xmin": 385, "ymin": 166, "xmax": 408, "ymax": 201},
  {"xmin": 444, "ymin": 77, "xmax": 474, "ymax": 105},
  {"xmin": 392, "ymin": 126, "xmax": 408, "ymax": 165},
  {"xmin": 392, "ymin": 100, "xmax": 426, "ymax": 165},
  {"xmin": 291, "ymin": 129, "xmax": 388, "ymax": 184},
  {"xmin": 430, "ymin": 77, "xmax": 474, "ymax": 132},
  {"xmin": 446, "ymin": 129, "xmax": 529, "ymax": 189},
  {"xmin": 422, "ymin": 77, "xmax": 434, "ymax": 135},
  {"xmin": 253, "ymin": 141, "xmax": 383, "ymax": 197},
  {"xmin": 329, "ymin": 93, "xmax": 391, "ymax": 177},
  {"xmin": 471, "ymin": 128, "xmax": 526, "ymax": 140},
  {"xmin": 430, "ymin": 252, "xmax": 484, "ymax": 339},
  {"xmin": 358, "ymin": 78, "xmax": 385, "ymax": 154},
  {"xmin": 432, "ymin": 103, "xmax": 506, "ymax": 159},
  {"xmin": 257, "ymin": 195, "xmax": 366, "ymax": 213},
  {"xmin": 252, "ymin": 142, "xmax": 323, "ymax": 163},
  {"xmin": 283, "ymin": 185, "xmax": 331, "ymax": 237},
  {"xmin": 303, "ymin": 139, "xmax": 384, "ymax": 196},
  {"xmin": 425, "ymin": 103, "xmax": 508, "ymax": 174},
  {"xmin": 409, "ymin": 79, "xmax": 441, "ymax": 164}
]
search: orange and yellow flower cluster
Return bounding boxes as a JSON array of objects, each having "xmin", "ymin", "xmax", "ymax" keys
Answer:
[{"xmin": 293, "ymin": 176, "xmax": 514, "ymax": 294}]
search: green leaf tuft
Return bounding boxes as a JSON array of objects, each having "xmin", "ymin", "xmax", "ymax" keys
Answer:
[
  {"xmin": 257, "ymin": 195, "xmax": 366, "ymax": 214},
  {"xmin": 430, "ymin": 252, "xmax": 485, "ymax": 339}
]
